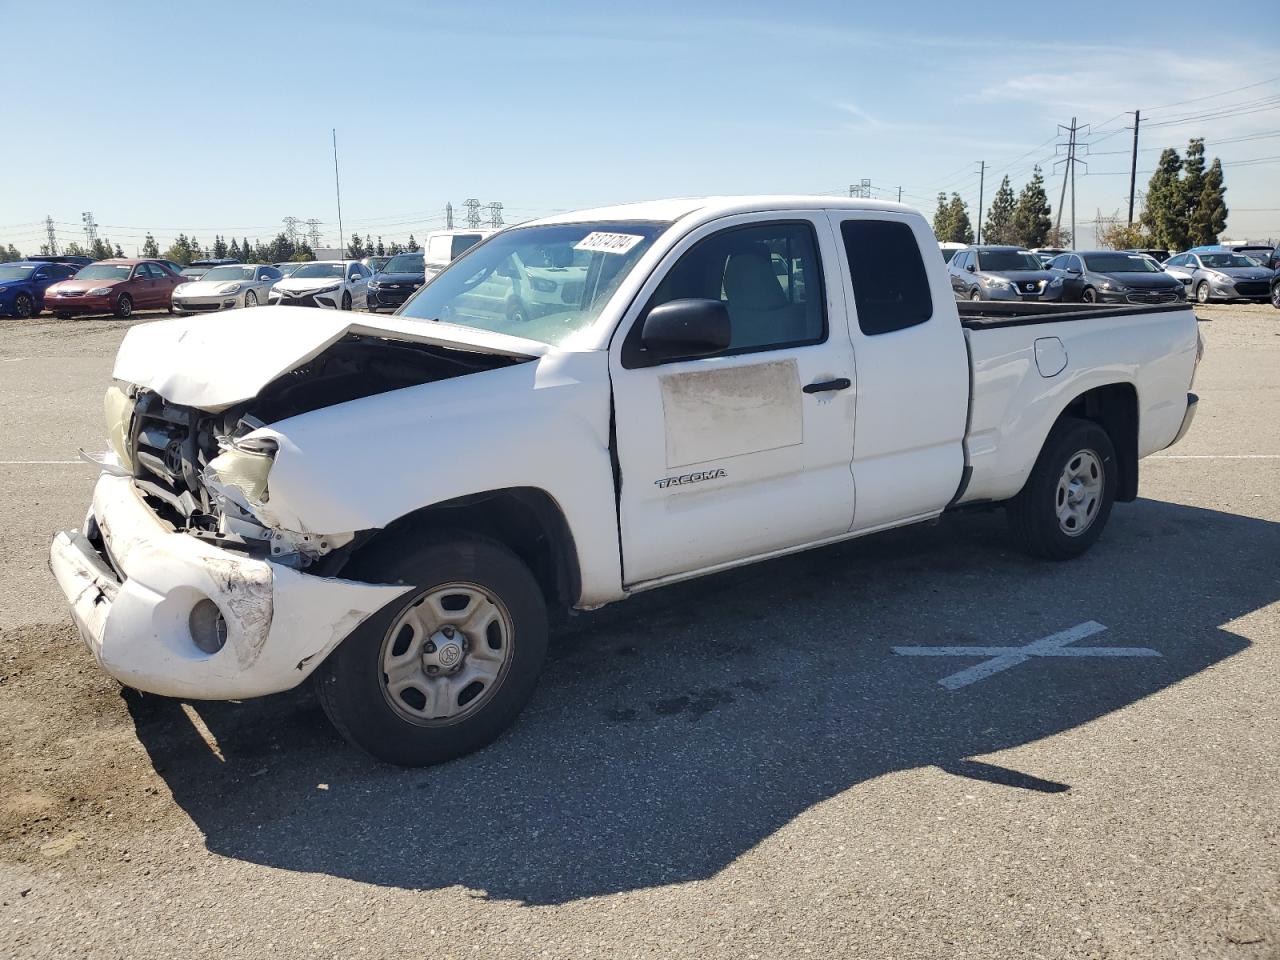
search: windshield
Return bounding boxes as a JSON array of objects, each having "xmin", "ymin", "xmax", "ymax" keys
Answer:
[
  {"xmin": 382, "ymin": 254, "xmax": 424, "ymax": 274},
  {"xmin": 200, "ymin": 265, "xmax": 255, "ymax": 281},
  {"xmin": 289, "ymin": 263, "xmax": 345, "ymax": 279},
  {"xmin": 1200, "ymin": 253, "xmax": 1255, "ymax": 269},
  {"xmin": 0, "ymin": 264, "xmax": 36, "ymax": 281},
  {"xmin": 277, "ymin": 262, "xmax": 304, "ymax": 276},
  {"xmin": 399, "ymin": 221, "xmax": 666, "ymax": 347},
  {"xmin": 940, "ymin": 248, "xmax": 958, "ymax": 263},
  {"xmin": 1083, "ymin": 254, "xmax": 1160, "ymax": 273},
  {"xmin": 75, "ymin": 264, "xmax": 131, "ymax": 281},
  {"xmin": 977, "ymin": 251, "xmax": 1043, "ymax": 271}
]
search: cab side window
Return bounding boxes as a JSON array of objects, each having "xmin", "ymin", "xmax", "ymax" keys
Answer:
[
  {"xmin": 627, "ymin": 221, "xmax": 826, "ymax": 365},
  {"xmin": 840, "ymin": 219, "xmax": 933, "ymax": 336}
]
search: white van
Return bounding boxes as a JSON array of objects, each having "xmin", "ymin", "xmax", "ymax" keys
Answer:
[{"xmin": 424, "ymin": 229, "xmax": 495, "ymax": 278}]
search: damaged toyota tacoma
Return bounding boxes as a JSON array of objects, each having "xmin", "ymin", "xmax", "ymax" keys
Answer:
[{"xmin": 50, "ymin": 197, "xmax": 1202, "ymax": 766}]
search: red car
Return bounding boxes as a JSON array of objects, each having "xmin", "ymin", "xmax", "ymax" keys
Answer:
[{"xmin": 44, "ymin": 259, "xmax": 184, "ymax": 319}]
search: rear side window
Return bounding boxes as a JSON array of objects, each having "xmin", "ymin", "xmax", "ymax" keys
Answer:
[{"xmin": 840, "ymin": 220, "xmax": 933, "ymax": 336}]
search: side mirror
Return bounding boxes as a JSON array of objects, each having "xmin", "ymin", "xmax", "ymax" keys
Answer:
[
  {"xmin": 640, "ymin": 298, "xmax": 731, "ymax": 362},
  {"xmin": 1066, "ymin": 267, "xmax": 1081, "ymax": 276},
  {"xmin": 965, "ymin": 264, "xmax": 975, "ymax": 273}
]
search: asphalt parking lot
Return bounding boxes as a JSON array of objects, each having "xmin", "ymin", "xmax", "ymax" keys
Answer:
[{"xmin": 1, "ymin": 305, "xmax": 1277, "ymax": 959}]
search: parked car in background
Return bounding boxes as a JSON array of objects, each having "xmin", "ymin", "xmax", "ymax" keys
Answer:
[
  {"xmin": 423, "ymin": 229, "xmax": 493, "ymax": 279},
  {"xmin": 267, "ymin": 260, "xmax": 371, "ymax": 309},
  {"xmin": 44, "ymin": 259, "xmax": 184, "ymax": 318},
  {"xmin": 28, "ymin": 254, "xmax": 94, "ymax": 268},
  {"xmin": 1205, "ymin": 243, "xmax": 1277, "ymax": 269},
  {"xmin": 172, "ymin": 264, "xmax": 283, "ymax": 314},
  {"xmin": 179, "ymin": 265, "xmax": 210, "ymax": 280},
  {"xmin": 0, "ymin": 259, "xmax": 81, "ymax": 318},
  {"xmin": 938, "ymin": 241, "xmax": 966, "ymax": 263},
  {"xmin": 1046, "ymin": 251, "xmax": 1185, "ymax": 304},
  {"xmin": 361, "ymin": 255, "xmax": 392, "ymax": 274},
  {"xmin": 274, "ymin": 262, "xmax": 306, "ymax": 278},
  {"xmin": 948, "ymin": 246, "xmax": 1065, "ymax": 301},
  {"xmin": 366, "ymin": 252, "xmax": 425, "ymax": 313},
  {"xmin": 1163, "ymin": 250, "xmax": 1273, "ymax": 303},
  {"xmin": 1123, "ymin": 248, "xmax": 1172, "ymax": 264}
]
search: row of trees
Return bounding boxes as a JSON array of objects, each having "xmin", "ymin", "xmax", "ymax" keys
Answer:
[
  {"xmin": 346, "ymin": 233, "xmax": 420, "ymax": 259},
  {"xmin": 934, "ymin": 166, "xmax": 1069, "ymax": 248}
]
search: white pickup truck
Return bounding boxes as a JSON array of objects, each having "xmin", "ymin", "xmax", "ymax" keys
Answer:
[{"xmin": 50, "ymin": 197, "xmax": 1201, "ymax": 766}]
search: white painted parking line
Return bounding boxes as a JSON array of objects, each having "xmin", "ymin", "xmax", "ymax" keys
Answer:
[
  {"xmin": 0, "ymin": 460, "xmax": 88, "ymax": 465},
  {"xmin": 893, "ymin": 621, "xmax": 1161, "ymax": 690}
]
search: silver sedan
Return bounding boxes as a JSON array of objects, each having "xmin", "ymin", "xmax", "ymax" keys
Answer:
[{"xmin": 172, "ymin": 264, "xmax": 284, "ymax": 314}]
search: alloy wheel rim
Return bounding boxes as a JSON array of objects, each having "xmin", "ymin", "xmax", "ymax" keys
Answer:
[
  {"xmin": 1056, "ymin": 448, "xmax": 1103, "ymax": 536},
  {"xmin": 15, "ymin": 295, "xmax": 31, "ymax": 317},
  {"xmin": 120, "ymin": 298, "xmax": 131, "ymax": 316},
  {"xmin": 246, "ymin": 291, "xmax": 257, "ymax": 307},
  {"xmin": 378, "ymin": 582, "xmax": 514, "ymax": 726},
  {"xmin": 1198, "ymin": 284, "xmax": 1209, "ymax": 303}
]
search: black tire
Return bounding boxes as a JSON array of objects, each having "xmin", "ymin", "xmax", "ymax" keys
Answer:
[
  {"xmin": 1196, "ymin": 281, "xmax": 1211, "ymax": 305},
  {"xmin": 1270, "ymin": 281, "xmax": 1280, "ymax": 310},
  {"xmin": 114, "ymin": 294, "xmax": 132, "ymax": 319},
  {"xmin": 315, "ymin": 534, "xmax": 549, "ymax": 767},
  {"xmin": 244, "ymin": 290, "xmax": 258, "ymax": 308},
  {"xmin": 968, "ymin": 289, "xmax": 982, "ymax": 302},
  {"xmin": 13, "ymin": 293, "xmax": 34, "ymax": 318},
  {"xmin": 1007, "ymin": 417, "xmax": 1117, "ymax": 560},
  {"xmin": 1081, "ymin": 286, "xmax": 1098, "ymax": 303},
  {"xmin": 340, "ymin": 290, "xmax": 352, "ymax": 311},
  {"xmin": 56, "ymin": 311, "xmax": 72, "ymax": 320}
]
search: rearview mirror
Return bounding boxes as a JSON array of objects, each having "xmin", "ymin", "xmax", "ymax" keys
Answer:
[{"xmin": 640, "ymin": 298, "xmax": 731, "ymax": 362}]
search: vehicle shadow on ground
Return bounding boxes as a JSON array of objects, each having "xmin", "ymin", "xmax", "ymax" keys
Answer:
[{"xmin": 126, "ymin": 497, "xmax": 1273, "ymax": 905}]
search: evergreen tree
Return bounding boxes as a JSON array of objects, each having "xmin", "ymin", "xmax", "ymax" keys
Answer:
[
  {"xmin": 406, "ymin": 234, "xmax": 419, "ymax": 252},
  {"xmin": 983, "ymin": 176, "xmax": 1017, "ymax": 244},
  {"xmin": 242, "ymin": 237, "xmax": 252, "ymax": 260},
  {"xmin": 228, "ymin": 238, "xmax": 242, "ymax": 260},
  {"xmin": 114, "ymin": 243, "xmax": 125, "ymax": 258},
  {"xmin": 88, "ymin": 237, "xmax": 115, "ymax": 260},
  {"xmin": 142, "ymin": 233, "xmax": 160, "ymax": 258},
  {"xmin": 294, "ymin": 242, "xmax": 315, "ymax": 261},
  {"xmin": 1011, "ymin": 166, "xmax": 1052, "ymax": 248},
  {"xmin": 945, "ymin": 194, "xmax": 974, "ymax": 244},
  {"xmin": 1180, "ymin": 138, "xmax": 1206, "ymax": 235},
  {"xmin": 1189, "ymin": 158, "xmax": 1228, "ymax": 246},
  {"xmin": 931, "ymin": 192, "xmax": 953, "ymax": 241},
  {"xmin": 213, "ymin": 235, "xmax": 228, "ymax": 259},
  {"xmin": 1141, "ymin": 148, "xmax": 1186, "ymax": 250},
  {"xmin": 365, "ymin": 234, "xmax": 374, "ymax": 256},
  {"xmin": 347, "ymin": 233, "xmax": 366, "ymax": 258},
  {"xmin": 375, "ymin": 236, "xmax": 386, "ymax": 257},
  {"xmin": 388, "ymin": 241, "xmax": 404, "ymax": 255},
  {"xmin": 0, "ymin": 244, "xmax": 22, "ymax": 262}
]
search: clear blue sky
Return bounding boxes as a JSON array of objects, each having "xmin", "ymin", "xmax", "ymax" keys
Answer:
[{"xmin": 3, "ymin": 0, "xmax": 1278, "ymax": 253}]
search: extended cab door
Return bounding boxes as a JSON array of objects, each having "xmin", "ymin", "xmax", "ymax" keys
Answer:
[
  {"xmin": 828, "ymin": 213, "xmax": 969, "ymax": 531},
  {"xmin": 610, "ymin": 214, "xmax": 857, "ymax": 585}
]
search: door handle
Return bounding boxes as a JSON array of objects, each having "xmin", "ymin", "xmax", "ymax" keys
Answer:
[{"xmin": 803, "ymin": 377, "xmax": 852, "ymax": 394}]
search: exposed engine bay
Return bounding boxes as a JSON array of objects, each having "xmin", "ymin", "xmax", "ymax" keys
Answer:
[{"xmin": 118, "ymin": 334, "xmax": 525, "ymax": 567}]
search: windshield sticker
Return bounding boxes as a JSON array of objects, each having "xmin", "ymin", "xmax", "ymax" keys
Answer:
[{"xmin": 574, "ymin": 232, "xmax": 645, "ymax": 256}]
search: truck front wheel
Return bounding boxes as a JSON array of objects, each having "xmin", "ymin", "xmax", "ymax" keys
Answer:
[
  {"xmin": 1007, "ymin": 417, "xmax": 1117, "ymax": 560},
  {"xmin": 315, "ymin": 534, "xmax": 549, "ymax": 766}
]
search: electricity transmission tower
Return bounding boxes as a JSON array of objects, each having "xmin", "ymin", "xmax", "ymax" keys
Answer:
[
  {"xmin": 44, "ymin": 216, "xmax": 59, "ymax": 255},
  {"xmin": 487, "ymin": 202, "xmax": 504, "ymax": 228},
  {"xmin": 848, "ymin": 179, "xmax": 872, "ymax": 198},
  {"xmin": 463, "ymin": 199, "xmax": 482, "ymax": 229},
  {"xmin": 81, "ymin": 211, "xmax": 98, "ymax": 245},
  {"xmin": 282, "ymin": 216, "xmax": 300, "ymax": 244},
  {"xmin": 1054, "ymin": 117, "xmax": 1089, "ymax": 243},
  {"xmin": 305, "ymin": 219, "xmax": 322, "ymax": 249}
]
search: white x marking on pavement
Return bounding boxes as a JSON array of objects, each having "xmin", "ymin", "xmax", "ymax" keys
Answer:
[{"xmin": 893, "ymin": 621, "xmax": 1161, "ymax": 690}]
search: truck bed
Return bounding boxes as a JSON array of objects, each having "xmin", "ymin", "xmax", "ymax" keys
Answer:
[{"xmin": 958, "ymin": 300, "xmax": 1194, "ymax": 330}]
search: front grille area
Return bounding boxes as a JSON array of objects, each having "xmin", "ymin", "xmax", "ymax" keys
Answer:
[
  {"xmin": 277, "ymin": 294, "xmax": 319, "ymax": 308},
  {"xmin": 128, "ymin": 392, "xmax": 216, "ymax": 525},
  {"xmin": 1126, "ymin": 290, "xmax": 1180, "ymax": 304},
  {"xmin": 175, "ymin": 300, "xmax": 221, "ymax": 312},
  {"xmin": 1233, "ymin": 281, "xmax": 1269, "ymax": 297},
  {"xmin": 373, "ymin": 289, "xmax": 409, "ymax": 306}
]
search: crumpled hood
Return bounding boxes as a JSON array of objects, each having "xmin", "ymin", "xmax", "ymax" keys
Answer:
[{"xmin": 112, "ymin": 306, "xmax": 549, "ymax": 411}]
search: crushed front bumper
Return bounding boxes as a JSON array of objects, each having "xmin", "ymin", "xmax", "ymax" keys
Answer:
[{"xmin": 49, "ymin": 472, "xmax": 409, "ymax": 700}]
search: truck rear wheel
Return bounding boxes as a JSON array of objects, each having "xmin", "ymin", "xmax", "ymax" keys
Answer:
[
  {"xmin": 1007, "ymin": 417, "xmax": 1117, "ymax": 560},
  {"xmin": 315, "ymin": 533, "xmax": 548, "ymax": 766}
]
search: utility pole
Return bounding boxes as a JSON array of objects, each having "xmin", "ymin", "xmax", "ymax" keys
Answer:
[
  {"xmin": 44, "ymin": 216, "xmax": 58, "ymax": 255},
  {"xmin": 332, "ymin": 129, "xmax": 345, "ymax": 259},
  {"xmin": 897, "ymin": 186, "xmax": 902, "ymax": 203},
  {"xmin": 463, "ymin": 199, "xmax": 482, "ymax": 229},
  {"xmin": 487, "ymin": 202, "xmax": 504, "ymax": 228},
  {"xmin": 975, "ymin": 161, "xmax": 986, "ymax": 244},
  {"xmin": 1054, "ymin": 117, "xmax": 1088, "ymax": 242},
  {"xmin": 445, "ymin": 202, "xmax": 454, "ymax": 230},
  {"xmin": 1127, "ymin": 110, "xmax": 1141, "ymax": 226}
]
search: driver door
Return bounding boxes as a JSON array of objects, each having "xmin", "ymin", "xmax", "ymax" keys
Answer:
[{"xmin": 609, "ymin": 213, "xmax": 857, "ymax": 586}]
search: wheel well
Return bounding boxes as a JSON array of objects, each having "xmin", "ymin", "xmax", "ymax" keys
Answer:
[
  {"xmin": 1060, "ymin": 383, "xmax": 1139, "ymax": 501},
  {"xmin": 345, "ymin": 487, "xmax": 581, "ymax": 613}
]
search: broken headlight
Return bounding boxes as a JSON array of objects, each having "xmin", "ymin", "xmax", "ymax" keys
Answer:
[
  {"xmin": 206, "ymin": 436, "xmax": 277, "ymax": 505},
  {"xmin": 103, "ymin": 382, "xmax": 136, "ymax": 470}
]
